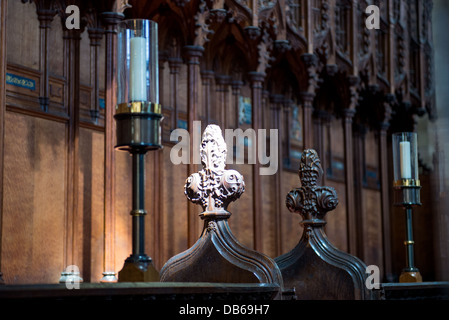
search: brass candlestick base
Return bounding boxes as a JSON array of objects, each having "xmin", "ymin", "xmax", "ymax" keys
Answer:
[
  {"xmin": 118, "ymin": 256, "xmax": 159, "ymax": 282},
  {"xmin": 400, "ymin": 270, "xmax": 423, "ymax": 283}
]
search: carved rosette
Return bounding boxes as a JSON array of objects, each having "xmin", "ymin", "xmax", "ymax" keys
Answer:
[
  {"xmin": 184, "ymin": 125, "xmax": 245, "ymax": 218},
  {"xmin": 286, "ymin": 149, "xmax": 338, "ymax": 223}
]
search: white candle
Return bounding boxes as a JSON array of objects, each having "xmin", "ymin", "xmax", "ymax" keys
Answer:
[
  {"xmin": 129, "ymin": 37, "xmax": 147, "ymax": 102},
  {"xmin": 399, "ymin": 141, "xmax": 412, "ymax": 179}
]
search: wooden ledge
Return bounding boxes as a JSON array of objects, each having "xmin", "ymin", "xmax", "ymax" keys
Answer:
[
  {"xmin": 376, "ymin": 281, "xmax": 449, "ymax": 300},
  {"xmin": 0, "ymin": 282, "xmax": 280, "ymax": 300}
]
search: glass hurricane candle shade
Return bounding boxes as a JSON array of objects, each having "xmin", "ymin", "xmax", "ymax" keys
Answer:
[
  {"xmin": 117, "ymin": 19, "xmax": 159, "ymax": 112},
  {"xmin": 115, "ymin": 19, "xmax": 162, "ymax": 152},
  {"xmin": 392, "ymin": 132, "xmax": 421, "ymax": 206},
  {"xmin": 392, "ymin": 132, "xmax": 419, "ymax": 186}
]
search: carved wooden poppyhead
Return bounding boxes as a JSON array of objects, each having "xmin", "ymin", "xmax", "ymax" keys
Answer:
[
  {"xmin": 298, "ymin": 149, "xmax": 323, "ymax": 186},
  {"xmin": 184, "ymin": 125, "xmax": 245, "ymax": 218},
  {"xmin": 286, "ymin": 149, "xmax": 338, "ymax": 223}
]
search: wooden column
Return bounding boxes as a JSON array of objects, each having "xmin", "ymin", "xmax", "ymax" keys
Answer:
[
  {"xmin": 379, "ymin": 93, "xmax": 393, "ymax": 281},
  {"xmin": 270, "ymin": 94, "xmax": 284, "ymax": 256},
  {"xmin": 346, "ymin": 0, "xmax": 361, "ymax": 255},
  {"xmin": 313, "ymin": 109, "xmax": 327, "ymax": 183},
  {"xmin": 248, "ymin": 71, "xmax": 265, "ymax": 252},
  {"xmin": 88, "ymin": 28, "xmax": 104, "ymax": 122},
  {"xmin": 262, "ymin": 90, "xmax": 271, "ymax": 130},
  {"xmin": 416, "ymin": 0, "xmax": 426, "ymax": 114},
  {"xmin": 353, "ymin": 123, "xmax": 366, "ymax": 260},
  {"xmin": 100, "ymin": 12, "xmax": 124, "ymax": 282},
  {"xmin": 60, "ymin": 25, "xmax": 82, "ymax": 282},
  {"xmin": 153, "ymin": 51, "xmax": 167, "ymax": 270},
  {"xmin": 343, "ymin": 75, "xmax": 359, "ymax": 256},
  {"xmin": 324, "ymin": 112, "xmax": 333, "ymax": 179},
  {"xmin": 301, "ymin": 92, "xmax": 315, "ymax": 150},
  {"xmin": 386, "ymin": 0, "xmax": 395, "ymax": 89},
  {"xmin": 201, "ymin": 70, "xmax": 215, "ymax": 125},
  {"xmin": 168, "ymin": 57, "xmax": 182, "ymax": 130},
  {"xmin": 0, "ymin": 0, "xmax": 7, "ymax": 285},
  {"xmin": 184, "ymin": 45, "xmax": 204, "ymax": 246},
  {"xmin": 343, "ymin": 106, "xmax": 357, "ymax": 255},
  {"xmin": 36, "ymin": 1, "xmax": 56, "ymax": 112},
  {"xmin": 282, "ymin": 98, "xmax": 292, "ymax": 166},
  {"xmin": 300, "ymin": 53, "xmax": 318, "ymax": 150},
  {"xmin": 215, "ymin": 74, "xmax": 230, "ymax": 128},
  {"xmin": 304, "ymin": 0, "xmax": 314, "ymax": 53}
]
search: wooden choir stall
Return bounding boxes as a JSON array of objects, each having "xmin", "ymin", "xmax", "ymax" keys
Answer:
[{"xmin": 0, "ymin": 0, "xmax": 448, "ymax": 300}]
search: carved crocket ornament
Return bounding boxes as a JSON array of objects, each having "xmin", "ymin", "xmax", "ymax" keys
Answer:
[
  {"xmin": 161, "ymin": 125, "xmax": 283, "ymax": 295},
  {"xmin": 275, "ymin": 149, "xmax": 373, "ymax": 300}
]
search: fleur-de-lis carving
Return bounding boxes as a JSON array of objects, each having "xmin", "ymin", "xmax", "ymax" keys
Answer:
[
  {"xmin": 184, "ymin": 125, "xmax": 245, "ymax": 217},
  {"xmin": 286, "ymin": 149, "xmax": 338, "ymax": 223}
]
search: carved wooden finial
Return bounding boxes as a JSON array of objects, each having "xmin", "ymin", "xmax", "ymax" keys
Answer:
[
  {"xmin": 298, "ymin": 148, "xmax": 323, "ymax": 186},
  {"xmin": 161, "ymin": 125, "xmax": 283, "ymax": 292},
  {"xmin": 286, "ymin": 149, "xmax": 338, "ymax": 223},
  {"xmin": 184, "ymin": 125, "xmax": 244, "ymax": 218},
  {"xmin": 275, "ymin": 149, "xmax": 372, "ymax": 300}
]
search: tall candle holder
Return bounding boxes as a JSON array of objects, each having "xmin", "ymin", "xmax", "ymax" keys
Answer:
[
  {"xmin": 115, "ymin": 19, "xmax": 161, "ymax": 282},
  {"xmin": 392, "ymin": 132, "xmax": 422, "ymax": 283}
]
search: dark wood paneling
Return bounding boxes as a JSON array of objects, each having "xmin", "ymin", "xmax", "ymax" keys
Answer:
[
  {"xmin": 78, "ymin": 128, "xmax": 105, "ymax": 283},
  {"xmin": 325, "ymin": 180, "xmax": 348, "ymax": 252},
  {"xmin": 6, "ymin": 1, "xmax": 40, "ymax": 70},
  {"xmin": 2, "ymin": 112, "xmax": 66, "ymax": 284},
  {"xmin": 160, "ymin": 147, "xmax": 188, "ymax": 267},
  {"xmin": 228, "ymin": 164, "xmax": 254, "ymax": 250}
]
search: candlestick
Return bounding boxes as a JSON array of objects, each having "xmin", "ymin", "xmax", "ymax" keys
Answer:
[
  {"xmin": 115, "ymin": 19, "xmax": 162, "ymax": 282},
  {"xmin": 392, "ymin": 132, "xmax": 422, "ymax": 283}
]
